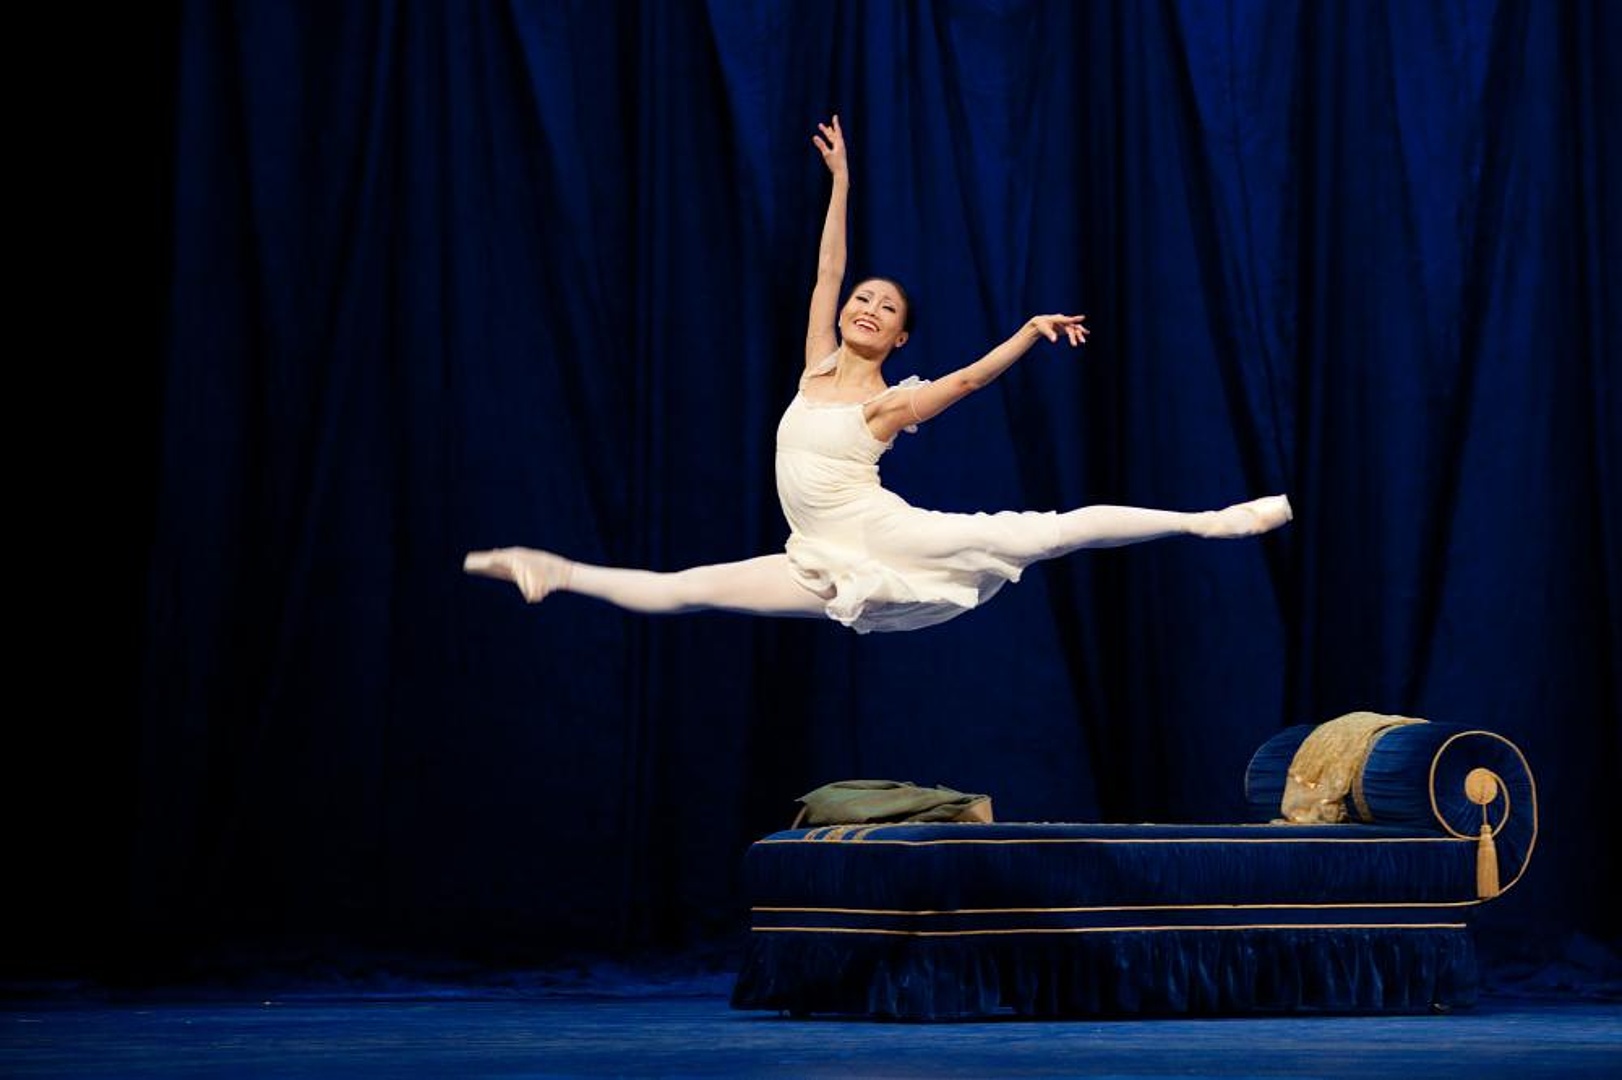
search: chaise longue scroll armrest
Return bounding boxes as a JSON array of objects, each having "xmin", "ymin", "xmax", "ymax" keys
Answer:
[{"xmin": 1243, "ymin": 721, "xmax": 1537, "ymax": 896}]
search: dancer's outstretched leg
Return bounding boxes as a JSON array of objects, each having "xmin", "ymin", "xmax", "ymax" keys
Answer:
[
  {"xmin": 463, "ymin": 549, "xmax": 831, "ymax": 618},
  {"xmin": 1053, "ymin": 494, "xmax": 1291, "ymax": 553}
]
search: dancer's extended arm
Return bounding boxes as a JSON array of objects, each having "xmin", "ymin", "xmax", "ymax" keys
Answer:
[
  {"xmin": 806, "ymin": 115, "xmax": 848, "ymax": 369},
  {"xmin": 867, "ymin": 314, "xmax": 1088, "ymax": 439}
]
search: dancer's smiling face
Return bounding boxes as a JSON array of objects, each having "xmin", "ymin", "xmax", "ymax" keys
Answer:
[{"xmin": 840, "ymin": 279, "xmax": 911, "ymax": 354}]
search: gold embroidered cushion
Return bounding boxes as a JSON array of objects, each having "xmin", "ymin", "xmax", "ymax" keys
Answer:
[{"xmin": 1280, "ymin": 712, "xmax": 1427, "ymax": 823}]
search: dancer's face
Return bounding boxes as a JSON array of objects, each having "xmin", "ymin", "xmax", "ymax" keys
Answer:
[{"xmin": 840, "ymin": 279, "xmax": 910, "ymax": 354}]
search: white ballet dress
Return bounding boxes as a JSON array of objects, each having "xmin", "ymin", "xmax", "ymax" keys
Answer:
[{"xmin": 775, "ymin": 355, "xmax": 1063, "ymax": 634}]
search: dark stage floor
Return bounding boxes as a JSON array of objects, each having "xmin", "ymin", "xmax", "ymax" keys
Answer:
[{"xmin": 3, "ymin": 983, "xmax": 1619, "ymax": 1078}]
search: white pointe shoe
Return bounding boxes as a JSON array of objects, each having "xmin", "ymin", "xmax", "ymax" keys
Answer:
[
  {"xmin": 1199, "ymin": 494, "xmax": 1294, "ymax": 539},
  {"xmin": 1238, "ymin": 494, "xmax": 1293, "ymax": 533},
  {"xmin": 464, "ymin": 548, "xmax": 573, "ymax": 603}
]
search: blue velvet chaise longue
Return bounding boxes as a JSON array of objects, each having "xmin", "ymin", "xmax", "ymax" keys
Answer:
[{"xmin": 730, "ymin": 715, "xmax": 1537, "ymax": 1019}]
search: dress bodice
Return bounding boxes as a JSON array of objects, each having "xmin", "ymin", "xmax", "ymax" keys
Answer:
[
  {"xmin": 768, "ymin": 353, "xmax": 1058, "ymax": 635},
  {"xmin": 775, "ymin": 393, "xmax": 894, "ymax": 467}
]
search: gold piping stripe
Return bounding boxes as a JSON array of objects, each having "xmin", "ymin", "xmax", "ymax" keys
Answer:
[
  {"xmin": 759, "ymin": 835, "xmax": 1468, "ymax": 847},
  {"xmin": 752, "ymin": 922, "xmax": 1470, "ymax": 938},
  {"xmin": 752, "ymin": 899, "xmax": 1483, "ymax": 916}
]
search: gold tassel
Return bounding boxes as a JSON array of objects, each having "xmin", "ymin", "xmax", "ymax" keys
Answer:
[{"xmin": 1477, "ymin": 824, "xmax": 1500, "ymax": 899}]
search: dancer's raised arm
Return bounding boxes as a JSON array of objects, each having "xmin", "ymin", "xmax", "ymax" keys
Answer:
[
  {"xmin": 806, "ymin": 115, "xmax": 848, "ymax": 369},
  {"xmin": 866, "ymin": 314, "xmax": 1088, "ymax": 441}
]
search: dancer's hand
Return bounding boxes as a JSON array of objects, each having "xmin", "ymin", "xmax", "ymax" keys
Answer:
[
  {"xmin": 1026, "ymin": 314, "xmax": 1089, "ymax": 347},
  {"xmin": 813, "ymin": 115, "xmax": 848, "ymax": 180}
]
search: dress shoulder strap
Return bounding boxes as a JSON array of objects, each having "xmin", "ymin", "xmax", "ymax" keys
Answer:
[{"xmin": 868, "ymin": 375, "xmax": 930, "ymax": 433}]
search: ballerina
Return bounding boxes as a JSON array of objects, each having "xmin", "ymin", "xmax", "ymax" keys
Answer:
[{"xmin": 464, "ymin": 114, "xmax": 1291, "ymax": 634}]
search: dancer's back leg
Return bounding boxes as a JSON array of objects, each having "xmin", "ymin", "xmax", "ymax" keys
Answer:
[{"xmin": 464, "ymin": 549, "xmax": 831, "ymax": 618}]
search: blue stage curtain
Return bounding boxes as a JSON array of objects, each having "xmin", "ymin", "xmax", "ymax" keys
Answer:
[{"xmin": 85, "ymin": 0, "xmax": 1618, "ymax": 976}]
